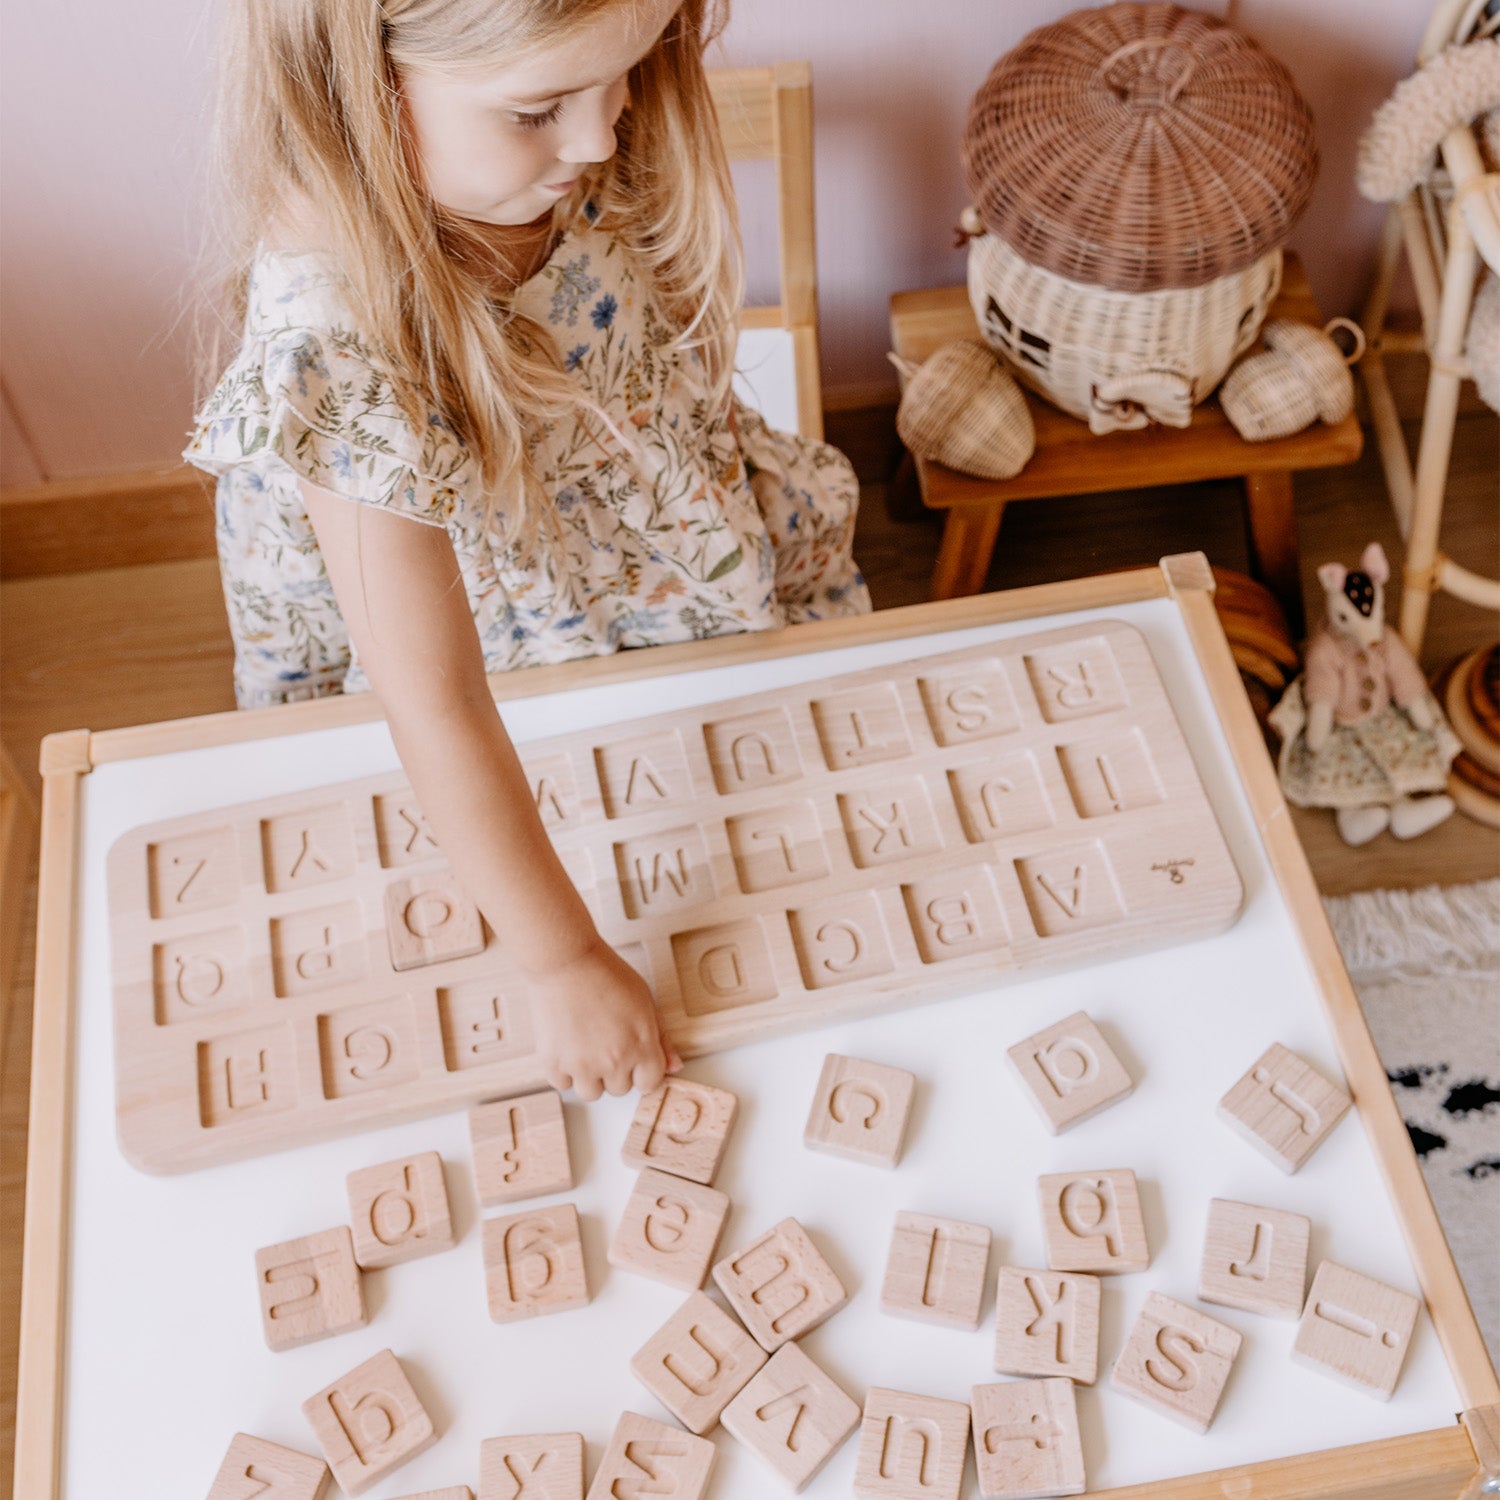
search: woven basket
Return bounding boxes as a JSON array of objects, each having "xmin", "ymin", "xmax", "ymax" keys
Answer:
[
  {"xmin": 890, "ymin": 340, "xmax": 1035, "ymax": 480},
  {"xmin": 963, "ymin": 2, "xmax": 1318, "ymax": 294},
  {"xmin": 1220, "ymin": 318, "xmax": 1364, "ymax": 441},
  {"xmin": 967, "ymin": 230, "xmax": 1282, "ymax": 434}
]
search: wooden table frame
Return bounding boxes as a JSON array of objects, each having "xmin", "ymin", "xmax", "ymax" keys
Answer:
[
  {"xmin": 889, "ymin": 256, "xmax": 1364, "ymax": 634},
  {"xmin": 15, "ymin": 556, "xmax": 1497, "ymax": 1497}
]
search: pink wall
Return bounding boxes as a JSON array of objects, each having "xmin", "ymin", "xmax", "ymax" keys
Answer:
[{"xmin": 0, "ymin": 0, "xmax": 1430, "ymax": 483}]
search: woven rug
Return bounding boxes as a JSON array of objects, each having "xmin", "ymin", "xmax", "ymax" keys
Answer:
[{"xmin": 1324, "ymin": 879, "xmax": 1500, "ymax": 1371}]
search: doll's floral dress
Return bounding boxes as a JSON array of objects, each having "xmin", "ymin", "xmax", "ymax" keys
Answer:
[{"xmin": 185, "ymin": 223, "xmax": 870, "ymax": 708}]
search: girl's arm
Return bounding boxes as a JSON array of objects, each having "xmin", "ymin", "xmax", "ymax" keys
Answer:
[{"xmin": 300, "ymin": 480, "xmax": 680, "ymax": 1099}]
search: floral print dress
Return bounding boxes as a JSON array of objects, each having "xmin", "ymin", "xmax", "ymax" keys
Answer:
[{"xmin": 185, "ymin": 223, "xmax": 870, "ymax": 708}]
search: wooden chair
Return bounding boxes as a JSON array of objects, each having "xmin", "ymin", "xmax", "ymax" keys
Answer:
[
  {"xmin": 708, "ymin": 62, "xmax": 824, "ymax": 440},
  {"xmin": 889, "ymin": 254, "xmax": 1363, "ymax": 629},
  {"xmin": 1359, "ymin": 0, "xmax": 1500, "ymax": 657}
]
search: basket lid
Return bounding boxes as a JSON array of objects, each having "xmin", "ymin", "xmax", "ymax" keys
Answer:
[{"xmin": 962, "ymin": 2, "xmax": 1318, "ymax": 293}]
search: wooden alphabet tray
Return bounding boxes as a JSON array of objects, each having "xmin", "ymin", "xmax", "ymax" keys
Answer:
[{"xmin": 107, "ymin": 620, "xmax": 1243, "ymax": 1173}]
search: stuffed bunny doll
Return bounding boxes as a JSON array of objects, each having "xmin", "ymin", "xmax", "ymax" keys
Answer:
[{"xmin": 1269, "ymin": 542, "xmax": 1460, "ymax": 845}]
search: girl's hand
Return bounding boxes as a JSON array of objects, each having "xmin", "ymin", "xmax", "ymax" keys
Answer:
[{"xmin": 528, "ymin": 936, "xmax": 683, "ymax": 1101}]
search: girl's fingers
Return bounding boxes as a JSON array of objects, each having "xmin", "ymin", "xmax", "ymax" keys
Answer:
[
  {"xmin": 632, "ymin": 1057, "xmax": 667, "ymax": 1095},
  {"xmin": 659, "ymin": 1025, "xmax": 683, "ymax": 1073},
  {"xmin": 547, "ymin": 1069, "xmax": 573, "ymax": 1094},
  {"xmin": 603, "ymin": 1066, "xmax": 634, "ymax": 1097},
  {"xmin": 574, "ymin": 1075, "xmax": 604, "ymax": 1103}
]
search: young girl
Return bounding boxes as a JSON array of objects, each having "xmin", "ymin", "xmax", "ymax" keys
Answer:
[{"xmin": 186, "ymin": 0, "xmax": 870, "ymax": 1104}]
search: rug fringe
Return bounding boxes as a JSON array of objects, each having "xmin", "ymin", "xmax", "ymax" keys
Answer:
[{"xmin": 1323, "ymin": 878, "xmax": 1500, "ymax": 979}]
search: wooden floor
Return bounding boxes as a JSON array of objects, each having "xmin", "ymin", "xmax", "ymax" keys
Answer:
[{"xmin": 0, "ymin": 409, "xmax": 1495, "ymax": 1480}]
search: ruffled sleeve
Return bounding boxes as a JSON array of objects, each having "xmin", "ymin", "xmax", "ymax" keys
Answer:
[{"xmin": 184, "ymin": 255, "xmax": 473, "ymax": 528}]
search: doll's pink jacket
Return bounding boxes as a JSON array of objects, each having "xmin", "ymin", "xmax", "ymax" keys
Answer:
[{"xmin": 1303, "ymin": 625, "xmax": 1427, "ymax": 726}]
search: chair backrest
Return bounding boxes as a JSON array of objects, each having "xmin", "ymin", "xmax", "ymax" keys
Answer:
[{"xmin": 707, "ymin": 62, "xmax": 824, "ymax": 440}]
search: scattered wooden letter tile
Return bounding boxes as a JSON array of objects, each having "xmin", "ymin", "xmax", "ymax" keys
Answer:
[
  {"xmin": 584, "ymin": 1411, "xmax": 716, "ymax": 1500},
  {"xmin": 608, "ymin": 1167, "xmax": 731, "ymax": 1291},
  {"xmin": 992, "ymin": 1266, "xmax": 1101, "ymax": 1385},
  {"xmin": 803, "ymin": 1054, "xmax": 916, "ymax": 1167},
  {"xmin": 630, "ymin": 1289, "xmax": 769, "ymax": 1433},
  {"xmin": 621, "ymin": 1077, "xmax": 739, "ymax": 1185},
  {"xmin": 1005, "ymin": 1010, "xmax": 1133, "ymax": 1133},
  {"xmin": 388, "ymin": 1489, "xmax": 473, "ymax": 1500},
  {"xmin": 880, "ymin": 1212, "xmax": 991, "ymax": 1329},
  {"xmin": 971, "ymin": 1379, "xmax": 1085, "ymax": 1499},
  {"xmin": 1110, "ymin": 1292, "xmax": 1243, "ymax": 1433},
  {"xmin": 346, "ymin": 1151, "xmax": 455, "ymax": 1269},
  {"xmin": 385, "ymin": 870, "xmax": 487, "ymax": 971},
  {"xmin": 1037, "ymin": 1169, "xmax": 1149, "ymax": 1274},
  {"xmin": 1198, "ymin": 1198, "xmax": 1310, "ymax": 1320},
  {"xmin": 255, "ymin": 1226, "xmax": 367, "ymax": 1351},
  {"xmin": 1217, "ymin": 1042, "xmax": 1351, "ymax": 1173},
  {"xmin": 482, "ymin": 1202, "xmax": 590, "ymax": 1323},
  {"xmin": 1292, "ymin": 1260, "xmax": 1421, "ymax": 1400},
  {"xmin": 470, "ymin": 1090, "xmax": 572, "ymax": 1207},
  {"xmin": 853, "ymin": 1387, "xmax": 970, "ymax": 1500},
  {"xmin": 478, "ymin": 1432, "xmax": 585, "ymax": 1500},
  {"xmin": 301, "ymin": 1348, "xmax": 438, "ymax": 1496},
  {"xmin": 206, "ymin": 1432, "xmax": 331, "ymax": 1500},
  {"xmin": 721, "ymin": 1342, "xmax": 861, "ymax": 1492},
  {"xmin": 713, "ymin": 1217, "xmax": 848, "ymax": 1351}
]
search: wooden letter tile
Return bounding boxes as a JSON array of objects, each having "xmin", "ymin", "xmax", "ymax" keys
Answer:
[
  {"xmin": 269, "ymin": 903, "xmax": 366, "ymax": 997},
  {"xmin": 147, "ymin": 826, "xmax": 239, "ymax": 917},
  {"xmin": 1292, "ymin": 1260, "xmax": 1421, "ymax": 1399},
  {"xmin": 1110, "ymin": 1292, "xmax": 1243, "ymax": 1433},
  {"xmin": 713, "ymin": 1217, "xmax": 848, "ymax": 1351},
  {"xmin": 880, "ymin": 1212, "xmax": 991, "ymax": 1330},
  {"xmin": 671, "ymin": 918, "xmax": 779, "ymax": 1016},
  {"xmin": 630, "ymin": 1289, "xmax": 769, "ymax": 1433},
  {"xmin": 918, "ymin": 661, "xmax": 1021, "ymax": 748},
  {"xmin": 1218, "ymin": 1043, "xmax": 1352, "ymax": 1173},
  {"xmin": 621, "ymin": 1077, "xmax": 738, "ymax": 1185},
  {"xmin": 993, "ymin": 1266, "xmax": 1101, "ymax": 1385},
  {"xmin": 317, "ymin": 996, "xmax": 421, "ymax": 1099},
  {"xmin": 1022, "ymin": 640, "xmax": 1127, "ymax": 723},
  {"xmin": 301, "ymin": 1348, "xmax": 437, "ymax": 1496},
  {"xmin": 373, "ymin": 789, "xmax": 441, "ymax": 867},
  {"xmin": 346, "ymin": 1151, "xmax": 455, "ymax": 1269},
  {"xmin": 726, "ymin": 802, "xmax": 830, "ymax": 893},
  {"xmin": 385, "ymin": 871, "xmax": 486, "ymax": 972},
  {"xmin": 260, "ymin": 804, "xmax": 356, "ymax": 893},
  {"xmin": 479, "ymin": 1432, "xmax": 585, "ymax": 1500},
  {"xmin": 947, "ymin": 753, "xmax": 1055, "ymax": 843},
  {"xmin": 1198, "ymin": 1197, "xmax": 1310, "ymax": 1320},
  {"xmin": 584, "ymin": 1412, "xmax": 716, "ymax": 1500},
  {"xmin": 471, "ymin": 1089, "xmax": 573, "ymax": 1207},
  {"xmin": 1038, "ymin": 1169, "xmax": 1149, "ymax": 1274},
  {"xmin": 788, "ymin": 891, "xmax": 897, "ymax": 989},
  {"xmin": 837, "ymin": 780, "xmax": 943, "ymax": 868},
  {"xmin": 812, "ymin": 684, "xmax": 912, "ymax": 769},
  {"xmin": 608, "ymin": 1167, "xmax": 731, "ymax": 1290},
  {"xmin": 1055, "ymin": 730, "xmax": 1163, "ymax": 819},
  {"xmin": 704, "ymin": 708, "xmax": 803, "ymax": 794},
  {"xmin": 721, "ymin": 1341, "xmax": 860, "ymax": 1492},
  {"xmin": 437, "ymin": 977, "xmax": 535, "ymax": 1072},
  {"xmin": 388, "ymin": 1490, "xmax": 473, "ymax": 1500},
  {"xmin": 255, "ymin": 1226, "xmax": 366, "ymax": 1351},
  {"xmin": 482, "ymin": 1202, "xmax": 589, "ymax": 1323},
  {"xmin": 595, "ymin": 731, "xmax": 693, "ymax": 818},
  {"xmin": 804, "ymin": 1053, "xmax": 916, "ymax": 1168},
  {"xmin": 207, "ymin": 1432, "xmax": 331, "ymax": 1500},
  {"xmin": 901, "ymin": 866, "xmax": 1011, "ymax": 965},
  {"xmin": 615, "ymin": 826, "xmax": 714, "ymax": 919},
  {"xmin": 971, "ymin": 1379, "xmax": 1085, "ymax": 1499},
  {"xmin": 853, "ymin": 1387, "xmax": 969, "ymax": 1500},
  {"xmin": 1014, "ymin": 843, "xmax": 1124, "ymax": 937},
  {"xmin": 1006, "ymin": 1011, "xmax": 1133, "ymax": 1133}
]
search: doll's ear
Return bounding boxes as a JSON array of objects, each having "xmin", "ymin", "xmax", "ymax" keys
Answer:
[
  {"xmin": 1361, "ymin": 541, "xmax": 1389, "ymax": 584},
  {"xmin": 1317, "ymin": 562, "xmax": 1347, "ymax": 594}
]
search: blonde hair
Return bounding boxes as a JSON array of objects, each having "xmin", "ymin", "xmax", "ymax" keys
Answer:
[{"xmin": 206, "ymin": 0, "xmax": 743, "ymax": 551}]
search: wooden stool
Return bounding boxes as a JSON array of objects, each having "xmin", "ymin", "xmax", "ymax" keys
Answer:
[{"xmin": 889, "ymin": 254, "xmax": 1362, "ymax": 632}]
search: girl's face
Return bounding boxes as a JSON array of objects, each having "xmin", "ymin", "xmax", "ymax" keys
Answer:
[{"xmin": 400, "ymin": 0, "xmax": 681, "ymax": 227}]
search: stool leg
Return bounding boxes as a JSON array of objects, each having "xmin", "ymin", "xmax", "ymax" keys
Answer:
[
  {"xmin": 931, "ymin": 502, "xmax": 1005, "ymax": 601},
  {"xmin": 1243, "ymin": 470, "xmax": 1304, "ymax": 636}
]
